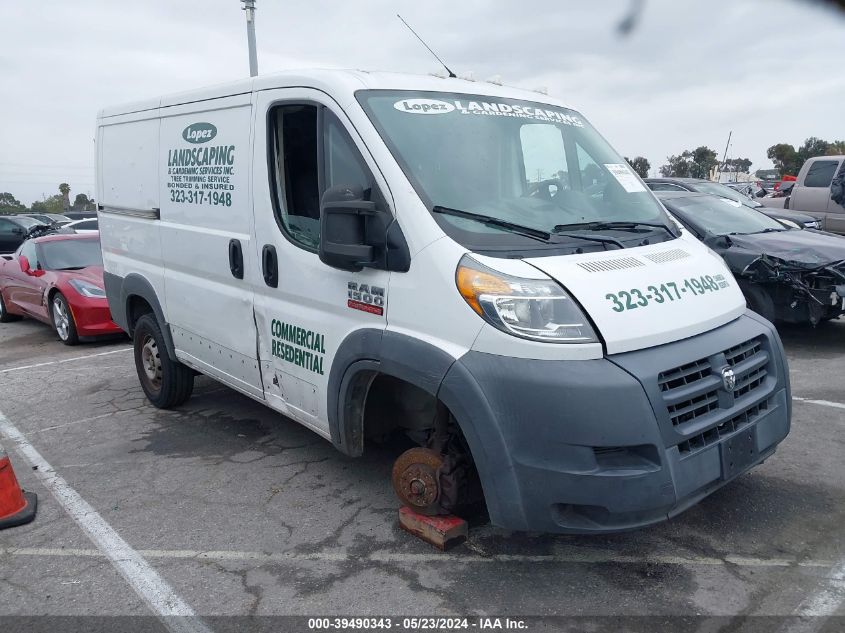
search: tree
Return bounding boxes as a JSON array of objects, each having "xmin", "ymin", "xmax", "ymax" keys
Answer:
[
  {"xmin": 31, "ymin": 195, "xmax": 64, "ymax": 213},
  {"xmin": 0, "ymin": 192, "xmax": 25, "ymax": 215},
  {"xmin": 827, "ymin": 140, "xmax": 845, "ymax": 155},
  {"xmin": 723, "ymin": 158, "xmax": 752, "ymax": 174},
  {"xmin": 59, "ymin": 182, "xmax": 71, "ymax": 212},
  {"xmin": 767, "ymin": 143, "xmax": 801, "ymax": 177},
  {"xmin": 73, "ymin": 193, "xmax": 93, "ymax": 210},
  {"xmin": 625, "ymin": 156, "xmax": 651, "ymax": 178},
  {"xmin": 659, "ymin": 146, "xmax": 718, "ymax": 179},
  {"xmin": 767, "ymin": 137, "xmax": 845, "ymax": 177}
]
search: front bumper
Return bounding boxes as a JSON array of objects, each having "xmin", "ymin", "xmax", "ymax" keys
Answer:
[
  {"xmin": 442, "ymin": 311, "xmax": 791, "ymax": 533},
  {"xmin": 70, "ymin": 299, "xmax": 123, "ymax": 336}
]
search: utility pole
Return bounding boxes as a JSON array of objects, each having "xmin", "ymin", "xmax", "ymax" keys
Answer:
[
  {"xmin": 241, "ymin": 0, "xmax": 258, "ymax": 77},
  {"xmin": 718, "ymin": 130, "xmax": 732, "ymax": 182}
]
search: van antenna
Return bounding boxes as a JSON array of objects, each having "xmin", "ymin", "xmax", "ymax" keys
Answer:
[{"xmin": 396, "ymin": 14, "xmax": 456, "ymax": 78}]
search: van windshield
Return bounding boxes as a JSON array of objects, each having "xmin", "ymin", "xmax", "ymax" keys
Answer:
[{"xmin": 357, "ymin": 90, "xmax": 674, "ymax": 253}]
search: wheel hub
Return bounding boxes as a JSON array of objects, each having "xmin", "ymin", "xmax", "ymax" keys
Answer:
[
  {"xmin": 392, "ymin": 447, "xmax": 444, "ymax": 515},
  {"xmin": 140, "ymin": 336, "xmax": 162, "ymax": 384},
  {"xmin": 52, "ymin": 299, "xmax": 69, "ymax": 340}
]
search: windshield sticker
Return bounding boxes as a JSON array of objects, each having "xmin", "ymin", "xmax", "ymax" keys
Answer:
[
  {"xmin": 604, "ymin": 164, "xmax": 647, "ymax": 193},
  {"xmin": 393, "ymin": 98, "xmax": 585, "ymax": 126},
  {"xmin": 394, "ymin": 99, "xmax": 455, "ymax": 114}
]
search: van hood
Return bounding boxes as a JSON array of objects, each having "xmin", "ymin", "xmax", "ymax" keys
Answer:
[{"xmin": 526, "ymin": 237, "xmax": 746, "ymax": 355}]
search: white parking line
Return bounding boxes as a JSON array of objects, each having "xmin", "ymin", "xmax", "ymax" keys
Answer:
[
  {"xmin": 0, "ymin": 410, "xmax": 211, "ymax": 633},
  {"xmin": 0, "ymin": 545, "xmax": 837, "ymax": 569},
  {"xmin": 793, "ymin": 397, "xmax": 845, "ymax": 412},
  {"xmin": 0, "ymin": 347, "xmax": 131, "ymax": 374}
]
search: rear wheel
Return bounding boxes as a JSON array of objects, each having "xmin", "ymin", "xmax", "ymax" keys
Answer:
[
  {"xmin": 51, "ymin": 293, "xmax": 79, "ymax": 345},
  {"xmin": 0, "ymin": 291, "xmax": 21, "ymax": 323},
  {"xmin": 133, "ymin": 314, "xmax": 194, "ymax": 408}
]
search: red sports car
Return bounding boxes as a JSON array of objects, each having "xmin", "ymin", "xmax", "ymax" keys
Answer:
[{"xmin": 0, "ymin": 233, "xmax": 123, "ymax": 344}]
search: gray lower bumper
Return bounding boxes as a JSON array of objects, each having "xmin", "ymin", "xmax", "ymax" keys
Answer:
[{"xmin": 441, "ymin": 311, "xmax": 791, "ymax": 533}]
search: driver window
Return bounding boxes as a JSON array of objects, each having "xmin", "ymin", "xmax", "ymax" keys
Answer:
[
  {"xmin": 269, "ymin": 105, "xmax": 376, "ymax": 250},
  {"xmin": 20, "ymin": 240, "xmax": 38, "ymax": 268},
  {"xmin": 520, "ymin": 124, "xmax": 568, "ymax": 198}
]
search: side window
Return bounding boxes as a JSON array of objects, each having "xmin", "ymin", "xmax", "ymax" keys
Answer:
[
  {"xmin": 0, "ymin": 219, "xmax": 15, "ymax": 236},
  {"xmin": 20, "ymin": 240, "xmax": 38, "ymax": 267},
  {"xmin": 520, "ymin": 124, "xmax": 569, "ymax": 195},
  {"xmin": 269, "ymin": 104, "xmax": 321, "ymax": 249},
  {"xmin": 78, "ymin": 220, "xmax": 98, "ymax": 230},
  {"xmin": 804, "ymin": 160, "xmax": 838, "ymax": 188},
  {"xmin": 269, "ymin": 105, "xmax": 375, "ymax": 250},
  {"xmin": 576, "ymin": 143, "xmax": 608, "ymax": 193},
  {"xmin": 324, "ymin": 116, "xmax": 371, "ymax": 191}
]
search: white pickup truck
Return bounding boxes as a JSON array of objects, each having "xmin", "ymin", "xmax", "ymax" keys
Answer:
[{"xmin": 763, "ymin": 156, "xmax": 845, "ymax": 234}]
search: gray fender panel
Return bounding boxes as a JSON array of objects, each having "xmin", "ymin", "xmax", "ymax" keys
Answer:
[
  {"xmin": 328, "ymin": 329, "xmax": 456, "ymax": 451},
  {"xmin": 104, "ymin": 271, "xmax": 176, "ymax": 360}
]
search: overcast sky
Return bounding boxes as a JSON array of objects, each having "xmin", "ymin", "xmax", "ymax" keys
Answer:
[{"xmin": 1, "ymin": 0, "xmax": 843, "ymax": 205}]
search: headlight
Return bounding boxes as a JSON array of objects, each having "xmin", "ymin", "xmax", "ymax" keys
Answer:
[
  {"xmin": 806, "ymin": 221, "xmax": 821, "ymax": 230},
  {"xmin": 68, "ymin": 279, "xmax": 106, "ymax": 298},
  {"xmin": 455, "ymin": 255, "xmax": 597, "ymax": 343}
]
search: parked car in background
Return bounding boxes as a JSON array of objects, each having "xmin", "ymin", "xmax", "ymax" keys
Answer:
[
  {"xmin": 0, "ymin": 233, "xmax": 122, "ymax": 344},
  {"xmin": 22, "ymin": 212, "xmax": 72, "ymax": 227},
  {"xmin": 64, "ymin": 211, "xmax": 98, "ymax": 221},
  {"xmin": 65, "ymin": 218, "xmax": 99, "ymax": 234},
  {"xmin": 722, "ymin": 182, "xmax": 756, "ymax": 198},
  {"xmin": 656, "ymin": 191, "xmax": 845, "ymax": 325},
  {"xmin": 645, "ymin": 177, "xmax": 821, "ymax": 229},
  {"xmin": 770, "ymin": 156, "xmax": 845, "ymax": 234},
  {"xmin": 0, "ymin": 215, "xmax": 49, "ymax": 254}
]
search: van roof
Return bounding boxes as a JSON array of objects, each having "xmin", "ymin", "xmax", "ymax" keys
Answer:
[{"xmin": 98, "ymin": 68, "xmax": 576, "ymax": 119}]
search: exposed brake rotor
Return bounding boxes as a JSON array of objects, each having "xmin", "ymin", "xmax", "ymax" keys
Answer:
[{"xmin": 391, "ymin": 447, "xmax": 444, "ymax": 516}]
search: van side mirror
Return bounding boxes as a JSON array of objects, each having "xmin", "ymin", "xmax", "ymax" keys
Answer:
[
  {"xmin": 19, "ymin": 255, "xmax": 31, "ymax": 274},
  {"xmin": 319, "ymin": 185, "xmax": 379, "ymax": 272}
]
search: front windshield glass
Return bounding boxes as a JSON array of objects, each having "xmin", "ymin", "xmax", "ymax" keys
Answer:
[
  {"xmin": 14, "ymin": 216, "xmax": 40, "ymax": 229},
  {"xmin": 694, "ymin": 181, "xmax": 762, "ymax": 207},
  {"xmin": 669, "ymin": 196, "xmax": 786, "ymax": 236},
  {"xmin": 39, "ymin": 238, "xmax": 103, "ymax": 270},
  {"xmin": 357, "ymin": 90, "xmax": 673, "ymax": 252}
]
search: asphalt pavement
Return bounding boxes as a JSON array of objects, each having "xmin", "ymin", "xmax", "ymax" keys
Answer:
[{"xmin": 0, "ymin": 317, "xmax": 843, "ymax": 631}]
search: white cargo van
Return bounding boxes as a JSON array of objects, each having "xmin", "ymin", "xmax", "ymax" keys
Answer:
[{"xmin": 97, "ymin": 70, "xmax": 790, "ymax": 533}]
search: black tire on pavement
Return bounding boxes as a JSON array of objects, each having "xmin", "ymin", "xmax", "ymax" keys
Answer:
[
  {"xmin": 133, "ymin": 314, "xmax": 194, "ymax": 408},
  {"xmin": 51, "ymin": 292, "xmax": 79, "ymax": 345}
]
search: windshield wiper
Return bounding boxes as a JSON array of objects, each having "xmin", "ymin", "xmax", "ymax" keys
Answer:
[
  {"xmin": 55, "ymin": 266, "xmax": 86, "ymax": 270},
  {"xmin": 555, "ymin": 220, "xmax": 677, "ymax": 239},
  {"xmin": 432, "ymin": 206, "xmax": 551, "ymax": 242}
]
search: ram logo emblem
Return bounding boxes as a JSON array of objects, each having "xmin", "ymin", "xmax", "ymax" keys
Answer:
[{"xmin": 721, "ymin": 367, "xmax": 736, "ymax": 392}]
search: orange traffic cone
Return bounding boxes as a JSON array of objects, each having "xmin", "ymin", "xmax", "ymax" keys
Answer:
[{"xmin": 0, "ymin": 442, "xmax": 37, "ymax": 530}]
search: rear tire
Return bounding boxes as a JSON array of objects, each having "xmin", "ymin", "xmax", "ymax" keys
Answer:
[
  {"xmin": 133, "ymin": 314, "xmax": 194, "ymax": 408},
  {"xmin": 51, "ymin": 293, "xmax": 79, "ymax": 345},
  {"xmin": 0, "ymin": 291, "xmax": 21, "ymax": 323},
  {"xmin": 743, "ymin": 285, "xmax": 776, "ymax": 323}
]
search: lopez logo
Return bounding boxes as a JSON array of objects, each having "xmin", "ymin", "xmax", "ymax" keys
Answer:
[
  {"xmin": 182, "ymin": 122, "xmax": 217, "ymax": 144},
  {"xmin": 393, "ymin": 99, "xmax": 455, "ymax": 115}
]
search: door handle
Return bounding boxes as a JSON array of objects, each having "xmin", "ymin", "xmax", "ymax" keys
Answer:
[
  {"xmin": 262, "ymin": 244, "xmax": 278, "ymax": 288},
  {"xmin": 228, "ymin": 239, "xmax": 244, "ymax": 279}
]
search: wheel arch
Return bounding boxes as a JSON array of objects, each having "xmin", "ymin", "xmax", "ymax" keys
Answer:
[
  {"xmin": 328, "ymin": 328, "xmax": 523, "ymax": 529},
  {"xmin": 103, "ymin": 271, "xmax": 176, "ymax": 359}
]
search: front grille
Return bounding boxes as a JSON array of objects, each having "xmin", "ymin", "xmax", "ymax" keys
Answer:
[
  {"xmin": 658, "ymin": 336, "xmax": 770, "ymax": 431},
  {"xmin": 678, "ymin": 398, "xmax": 771, "ymax": 455}
]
